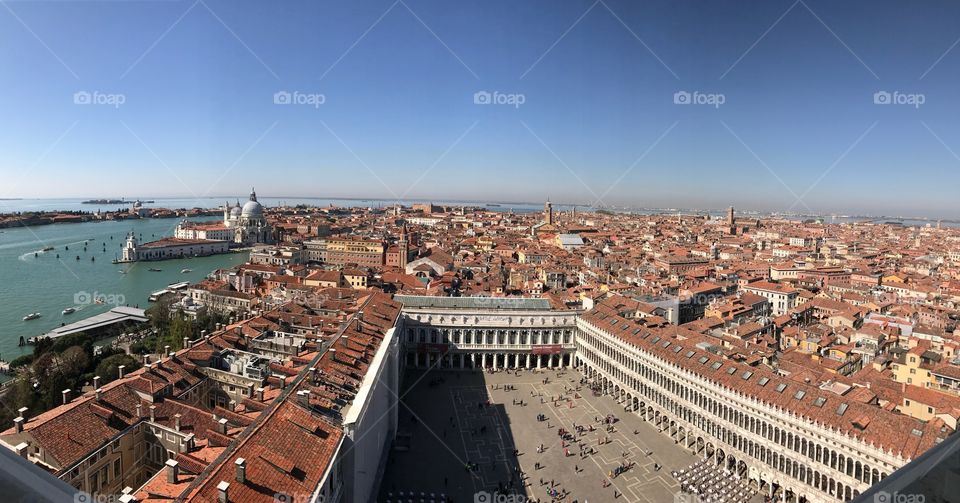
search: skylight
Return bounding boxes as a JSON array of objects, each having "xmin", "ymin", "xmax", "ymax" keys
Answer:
[
  {"xmin": 742, "ymin": 371, "xmax": 753, "ymax": 380},
  {"xmin": 711, "ymin": 362, "xmax": 722, "ymax": 370},
  {"xmin": 794, "ymin": 390, "xmax": 806, "ymax": 400},
  {"xmin": 758, "ymin": 377, "xmax": 770, "ymax": 386},
  {"xmin": 813, "ymin": 397, "xmax": 826, "ymax": 407},
  {"xmin": 775, "ymin": 383, "xmax": 787, "ymax": 393},
  {"xmin": 836, "ymin": 403, "xmax": 849, "ymax": 416}
]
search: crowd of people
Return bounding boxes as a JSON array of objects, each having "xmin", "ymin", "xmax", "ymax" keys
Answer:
[{"xmin": 672, "ymin": 460, "xmax": 757, "ymax": 503}]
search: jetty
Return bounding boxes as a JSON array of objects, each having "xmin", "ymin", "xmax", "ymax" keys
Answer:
[{"xmin": 28, "ymin": 306, "xmax": 149, "ymax": 344}]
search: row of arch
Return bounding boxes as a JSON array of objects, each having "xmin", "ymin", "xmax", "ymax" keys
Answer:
[{"xmin": 575, "ymin": 332, "xmax": 888, "ymax": 502}]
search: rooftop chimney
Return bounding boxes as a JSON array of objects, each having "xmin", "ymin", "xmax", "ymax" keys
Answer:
[
  {"xmin": 218, "ymin": 417, "xmax": 228, "ymax": 435},
  {"xmin": 184, "ymin": 433, "xmax": 196, "ymax": 452},
  {"xmin": 256, "ymin": 387, "xmax": 265, "ymax": 401},
  {"xmin": 118, "ymin": 495, "xmax": 137, "ymax": 503},
  {"xmin": 62, "ymin": 389, "xmax": 71, "ymax": 405},
  {"xmin": 183, "ymin": 337, "xmax": 190, "ymax": 349},
  {"xmin": 143, "ymin": 354, "xmax": 150, "ymax": 365},
  {"xmin": 217, "ymin": 481, "xmax": 230, "ymax": 503},
  {"xmin": 149, "ymin": 405, "xmax": 156, "ymax": 422},
  {"xmin": 15, "ymin": 442, "xmax": 28, "ymax": 459},
  {"xmin": 96, "ymin": 388, "xmax": 103, "ymax": 401},
  {"xmin": 93, "ymin": 376, "xmax": 101, "ymax": 390},
  {"xmin": 118, "ymin": 365, "xmax": 126, "ymax": 379},
  {"xmin": 235, "ymin": 458, "xmax": 246, "ymax": 484},
  {"xmin": 136, "ymin": 403, "xmax": 142, "ymax": 419},
  {"xmin": 17, "ymin": 407, "xmax": 27, "ymax": 421},
  {"xmin": 174, "ymin": 413, "xmax": 181, "ymax": 432},
  {"xmin": 165, "ymin": 459, "xmax": 179, "ymax": 484},
  {"xmin": 13, "ymin": 417, "xmax": 24, "ymax": 433},
  {"xmin": 164, "ymin": 345, "xmax": 170, "ymax": 356}
]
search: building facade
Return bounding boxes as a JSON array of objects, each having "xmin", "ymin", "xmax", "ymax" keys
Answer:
[
  {"xmin": 396, "ymin": 295, "xmax": 580, "ymax": 370},
  {"xmin": 571, "ymin": 297, "xmax": 947, "ymax": 503}
]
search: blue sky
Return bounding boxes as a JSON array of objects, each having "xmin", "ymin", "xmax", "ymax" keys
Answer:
[{"xmin": 2, "ymin": 0, "xmax": 960, "ymax": 217}]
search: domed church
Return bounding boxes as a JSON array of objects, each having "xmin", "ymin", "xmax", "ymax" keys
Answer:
[{"xmin": 223, "ymin": 188, "xmax": 273, "ymax": 245}]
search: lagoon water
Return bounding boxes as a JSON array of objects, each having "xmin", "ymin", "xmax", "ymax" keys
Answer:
[{"xmin": 0, "ymin": 217, "xmax": 248, "ymax": 360}]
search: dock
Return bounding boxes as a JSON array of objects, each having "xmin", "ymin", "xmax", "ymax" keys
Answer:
[{"xmin": 30, "ymin": 306, "xmax": 149, "ymax": 344}]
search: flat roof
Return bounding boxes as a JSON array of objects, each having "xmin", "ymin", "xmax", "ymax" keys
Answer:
[
  {"xmin": 396, "ymin": 295, "xmax": 553, "ymax": 311},
  {"xmin": 37, "ymin": 306, "xmax": 148, "ymax": 341}
]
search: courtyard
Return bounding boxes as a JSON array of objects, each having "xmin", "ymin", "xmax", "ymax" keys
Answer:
[{"xmin": 379, "ymin": 367, "xmax": 702, "ymax": 503}]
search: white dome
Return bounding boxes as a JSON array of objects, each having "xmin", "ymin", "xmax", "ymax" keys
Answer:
[
  {"xmin": 242, "ymin": 200, "xmax": 263, "ymax": 218},
  {"xmin": 230, "ymin": 205, "xmax": 242, "ymax": 218},
  {"xmin": 241, "ymin": 188, "xmax": 263, "ymax": 218}
]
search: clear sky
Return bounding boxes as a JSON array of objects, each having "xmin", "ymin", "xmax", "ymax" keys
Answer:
[{"xmin": 2, "ymin": 0, "xmax": 960, "ymax": 217}]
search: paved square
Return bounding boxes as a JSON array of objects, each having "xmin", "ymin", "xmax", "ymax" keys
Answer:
[{"xmin": 379, "ymin": 368, "xmax": 699, "ymax": 503}]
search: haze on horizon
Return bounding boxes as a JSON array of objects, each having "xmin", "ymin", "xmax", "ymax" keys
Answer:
[{"xmin": 3, "ymin": 0, "xmax": 960, "ymax": 217}]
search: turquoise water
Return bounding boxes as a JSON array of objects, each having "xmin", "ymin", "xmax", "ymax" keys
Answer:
[{"xmin": 0, "ymin": 217, "xmax": 248, "ymax": 360}]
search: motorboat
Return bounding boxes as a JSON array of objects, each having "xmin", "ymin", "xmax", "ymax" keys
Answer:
[
  {"xmin": 62, "ymin": 307, "xmax": 76, "ymax": 315},
  {"xmin": 22, "ymin": 313, "xmax": 41, "ymax": 321}
]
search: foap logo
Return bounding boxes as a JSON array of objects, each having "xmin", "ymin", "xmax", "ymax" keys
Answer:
[
  {"xmin": 673, "ymin": 90, "xmax": 725, "ymax": 108},
  {"xmin": 73, "ymin": 91, "xmax": 126, "ymax": 108},
  {"xmin": 474, "ymin": 491, "xmax": 527, "ymax": 503},
  {"xmin": 473, "ymin": 90, "xmax": 526, "ymax": 108},
  {"xmin": 74, "ymin": 290, "xmax": 126, "ymax": 307},
  {"xmin": 273, "ymin": 90, "xmax": 326, "ymax": 108},
  {"xmin": 273, "ymin": 493, "xmax": 311, "ymax": 503},
  {"xmin": 674, "ymin": 493, "xmax": 704, "ymax": 503},
  {"xmin": 873, "ymin": 91, "xmax": 925, "ymax": 108},
  {"xmin": 73, "ymin": 493, "xmax": 124, "ymax": 503},
  {"xmin": 874, "ymin": 491, "xmax": 925, "ymax": 503}
]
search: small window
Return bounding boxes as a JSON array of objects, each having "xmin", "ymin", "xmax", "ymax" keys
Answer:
[
  {"xmin": 742, "ymin": 371, "xmax": 753, "ymax": 380},
  {"xmin": 673, "ymin": 346, "xmax": 682, "ymax": 353},
  {"xmin": 632, "ymin": 328, "xmax": 641, "ymax": 335},
  {"xmin": 726, "ymin": 367, "xmax": 737, "ymax": 375},
  {"xmin": 698, "ymin": 356, "xmax": 709, "ymax": 364},
  {"xmin": 711, "ymin": 362, "xmax": 723, "ymax": 370},
  {"xmin": 775, "ymin": 383, "xmax": 787, "ymax": 393},
  {"xmin": 794, "ymin": 390, "xmax": 806, "ymax": 400},
  {"xmin": 910, "ymin": 428, "xmax": 923, "ymax": 437},
  {"xmin": 758, "ymin": 377, "xmax": 770, "ymax": 386},
  {"xmin": 836, "ymin": 403, "xmax": 849, "ymax": 416},
  {"xmin": 662, "ymin": 341, "xmax": 671, "ymax": 349},
  {"xmin": 813, "ymin": 397, "xmax": 826, "ymax": 407},
  {"xmin": 651, "ymin": 336, "xmax": 661, "ymax": 344},
  {"xmin": 685, "ymin": 351, "xmax": 695, "ymax": 358}
]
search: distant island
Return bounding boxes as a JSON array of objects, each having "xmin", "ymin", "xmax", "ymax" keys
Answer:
[{"xmin": 82, "ymin": 199, "xmax": 154, "ymax": 204}]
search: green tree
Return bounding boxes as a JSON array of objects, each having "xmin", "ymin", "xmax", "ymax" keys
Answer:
[{"xmin": 95, "ymin": 354, "xmax": 141, "ymax": 384}]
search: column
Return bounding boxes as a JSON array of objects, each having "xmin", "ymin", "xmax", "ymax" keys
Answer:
[
  {"xmin": 471, "ymin": 353, "xmax": 476, "ymax": 368},
  {"xmin": 482, "ymin": 353, "xmax": 488, "ymax": 368},
  {"xmin": 461, "ymin": 354, "xmax": 466, "ymax": 369},
  {"xmin": 526, "ymin": 353, "xmax": 531, "ymax": 368},
  {"xmin": 536, "ymin": 355, "xmax": 542, "ymax": 369}
]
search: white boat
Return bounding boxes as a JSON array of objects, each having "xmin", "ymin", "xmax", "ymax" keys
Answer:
[
  {"xmin": 181, "ymin": 269, "xmax": 192, "ymax": 274},
  {"xmin": 62, "ymin": 307, "xmax": 76, "ymax": 315},
  {"xmin": 22, "ymin": 313, "xmax": 41, "ymax": 321}
]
